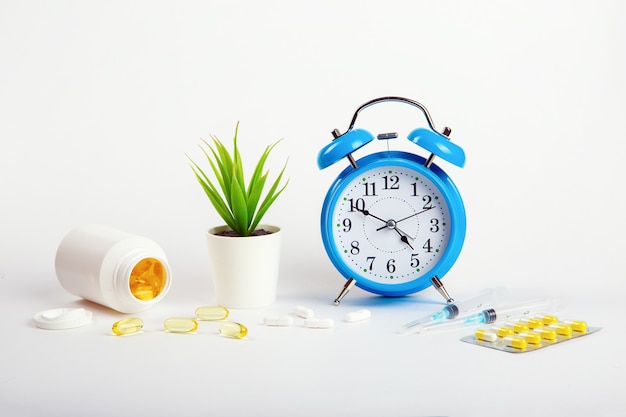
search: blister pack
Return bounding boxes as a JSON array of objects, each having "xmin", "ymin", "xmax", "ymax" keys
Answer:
[{"xmin": 461, "ymin": 314, "xmax": 601, "ymax": 353}]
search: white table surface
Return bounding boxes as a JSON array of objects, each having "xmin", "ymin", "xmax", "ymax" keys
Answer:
[{"xmin": 0, "ymin": 260, "xmax": 622, "ymax": 417}]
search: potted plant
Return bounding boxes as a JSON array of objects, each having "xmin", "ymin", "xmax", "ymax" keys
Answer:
[{"xmin": 188, "ymin": 122, "xmax": 288, "ymax": 308}]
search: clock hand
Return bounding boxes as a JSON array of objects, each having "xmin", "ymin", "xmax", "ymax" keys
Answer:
[
  {"xmin": 394, "ymin": 228, "xmax": 414, "ymax": 250},
  {"xmin": 395, "ymin": 206, "xmax": 435, "ymax": 224},
  {"xmin": 357, "ymin": 209, "xmax": 388, "ymax": 226},
  {"xmin": 395, "ymin": 225, "xmax": 414, "ymax": 241}
]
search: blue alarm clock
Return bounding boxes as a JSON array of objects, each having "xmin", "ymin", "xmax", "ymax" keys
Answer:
[{"xmin": 317, "ymin": 97, "xmax": 466, "ymax": 305}]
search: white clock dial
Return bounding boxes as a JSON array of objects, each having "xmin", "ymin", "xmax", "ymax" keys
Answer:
[{"xmin": 330, "ymin": 165, "xmax": 451, "ymax": 285}]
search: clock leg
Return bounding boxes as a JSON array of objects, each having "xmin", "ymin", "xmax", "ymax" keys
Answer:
[
  {"xmin": 431, "ymin": 276, "xmax": 455, "ymax": 304},
  {"xmin": 333, "ymin": 278, "xmax": 357, "ymax": 306}
]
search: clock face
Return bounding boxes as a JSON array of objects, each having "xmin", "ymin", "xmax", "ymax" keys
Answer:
[{"xmin": 321, "ymin": 152, "xmax": 465, "ymax": 296}]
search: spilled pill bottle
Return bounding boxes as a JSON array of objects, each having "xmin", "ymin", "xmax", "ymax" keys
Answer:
[{"xmin": 55, "ymin": 224, "xmax": 172, "ymax": 313}]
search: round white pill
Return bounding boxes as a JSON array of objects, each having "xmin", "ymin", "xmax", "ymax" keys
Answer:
[
  {"xmin": 263, "ymin": 314, "xmax": 293, "ymax": 327},
  {"xmin": 345, "ymin": 309, "xmax": 371, "ymax": 323},
  {"xmin": 294, "ymin": 305, "xmax": 314, "ymax": 319},
  {"xmin": 304, "ymin": 318, "xmax": 334, "ymax": 329}
]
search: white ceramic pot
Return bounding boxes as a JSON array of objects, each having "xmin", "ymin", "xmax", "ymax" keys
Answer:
[{"xmin": 205, "ymin": 225, "xmax": 282, "ymax": 308}]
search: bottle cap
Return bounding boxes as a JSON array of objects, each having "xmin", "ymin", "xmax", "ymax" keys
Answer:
[{"xmin": 33, "ymin": 308, "xmax": 93, "ymax": 330}]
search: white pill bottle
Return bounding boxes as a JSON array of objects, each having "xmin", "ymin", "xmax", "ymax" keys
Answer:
[{"xmin": 55, "ymin": 224, "xmax": 172, "ymax": 313}]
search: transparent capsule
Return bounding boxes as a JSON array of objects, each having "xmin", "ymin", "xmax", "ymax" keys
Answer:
[
  {"xmin": 219, "ymin": 321, "xmax": 248, "ymax": 339},
  {"xmin": 132, "ymin": 286, "xmax": 156, "ymax": 301},
  {"xmin": 164, "ymin": 318, "xmax": 198, "ymax": 333},
  {"xmin": 503, "ymin": 336, "xmax": 528, "ymax": 350},
  {"xmin": 491, "ymin": 326, "xmax": 514, "ymax": 338},
  {"xmin": 195, "ymin": 306, "xmax": 229, "ymax": 321},
  {"xmin": 112, "ymin": 318, "xmax": 144, "ymax": 336},
  {"xmin": 475, "ymin": 329, "xmax": 498, "ymax": 343},
  {"xmin": 532, "ymin": 327, "xmax": 557, "ymax": 341}
]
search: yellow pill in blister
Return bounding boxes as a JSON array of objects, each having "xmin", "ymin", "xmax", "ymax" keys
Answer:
[
  {"xmin": 112, "ymin": 318, "xmax": 144, "ymax": 336},
  {"xmin": 536, "ymin": 314, "xmax": 559, "ymax": 325},
  {"xmin": 491, "ymin": 326, "xmax": 514, "ymax": 338},
  {"xmin": 475, "ymin": 329, "xmax": 498, "ymax": 342},
  {"xmin": 520, "ymin": 317, "xmax": 544, "ymax": 329},
  {"xmin": 195, "ymin": 306, "xmax": 229, "ymax": 321},
  {"xmin": 505, "ymin": 321, "xmax": 529, "ymax": 334},
  {"xmin": 503, "ymin": 336, "xmax": 527, "ymax": 350},
  {"xmin": 164, "ymin": 318, "xmax": 198, "ymax": 333},
  {"xmin": 532, "ymin": 327, "xmax": 557, "ymax": 341},
  {"xmin": 563, "ymin": 320, "xmax": 587, "ymax": 333},
  {"xmin": 518, "ymin": 332, "xmax": 542, "ymax": 345},
  {"xmin": 219, "ymin": 321, "xmax": 248, "ymax": 339},
  {"xmin": 549, "ymin": 323, "xmax": 572, "ymax": 337}
]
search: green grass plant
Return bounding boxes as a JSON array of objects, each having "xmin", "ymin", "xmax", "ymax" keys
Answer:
[{"xmin": 188, "ymin": 123, "xmax": 288, "ymax": 237}]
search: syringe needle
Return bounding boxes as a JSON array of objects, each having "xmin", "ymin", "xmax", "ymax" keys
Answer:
[
  {"xmin": 415, "ymin": 299, "xmax": 557, "ymax": 335},
  {"xmin": 399, "ymin": 287, "xmax": 501, "ymax": 335}
]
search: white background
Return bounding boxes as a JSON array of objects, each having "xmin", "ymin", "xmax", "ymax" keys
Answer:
[{"xmin": 1, "ymin": 1, "xmax": 625, "ymax": 416}]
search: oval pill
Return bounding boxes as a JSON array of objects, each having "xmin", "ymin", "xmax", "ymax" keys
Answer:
[
  {"xmin": 475, "ymin": 329, "xmax": 498, "ymax": 342},
  {"xmin": 503, "ymin": 336, "xmax": 527, "ymax": 350},
  {"xmin": 304, "ymin": 318, "xmax": 334, "ymax": 329},
  {"xmin": 132, "ymin": 286, "xmax": 156, "ymax": 301},
  {"xmin": 164, "ymin": 318, "xmax": 198, "ymax": 333},
  {"xmin": 345, "ymin": 309, "xmax": 371, "ymax": 323},
  {"xmin": 112, "ymin": 318, "xmax": 144, "ymax": 336},
  {"xmin": 195, "ymin": 306, "xmax": 229, "ymax": 321},
  {"xmin": 263, "ymin": 314, "xmax": 293, "ymax": 326},
  {"xmin": 219, "ymin": 321, "xmax": 248, "ymax": 338},
  {"xmin": 294, "ymin": 305, "xmax": 314, "ymax": 319}
]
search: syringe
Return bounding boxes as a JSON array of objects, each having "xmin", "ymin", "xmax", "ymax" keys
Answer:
[
  {"xmin": 399, "ymin": 287, "xmax": 503, "ymax": 335},
  {"xmin": 414, "ymin": 298, "xmax": 558, "ymax": 335}
]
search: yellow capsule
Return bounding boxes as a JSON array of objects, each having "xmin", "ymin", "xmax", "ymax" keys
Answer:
[
  {"xmin": 536, "ymin": 314, "xmax": 558, "ymax": 325},
  {"xmin": 518, "ymin": 332, "xmax": 542, "ymax": 345},
  {"xmin": 112, "ymin": 318, "xmax": 144, "ymax": 336},
  {"xmin": 475, "ymin": 329, "xmax": 498, "ymax": 342},
  {"xmin": 219, "ymin": 321, "xmax": 248, "ymax": 339},
  {"xmin": 491, "ymin": 326, "xmax": 514, "ymax": 338},
  {"xmin": 195, "ymin": 305, "xmax": 229, "ymax": 321},
  {"xmin": 132, "ymin": 286, "xmax": 155, "ymax": 301},
  {"xmin": 164, "ymin": 318, "xmax": 198, "ymax": 333},
  {"xmin": 532, "ymin": 327, "xmax": 557, "ymax": 341},
  {"xmin": 520, "ymin": 317, "xmax": 544, "ymax": 329},
  {"xmin": 549, "ymin": 323, "xmax": 572, "ymax": 337},
  {"xmin": 563, "ymin": 320, "xmax": 587, "ymax": 333},
  {"xmin": 503, "ymin": 336, "xmax": 527, "ymax": 350},
  {"xmin": 505, "ymin": 321, "xmax": 529, "ymax": 333}
]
